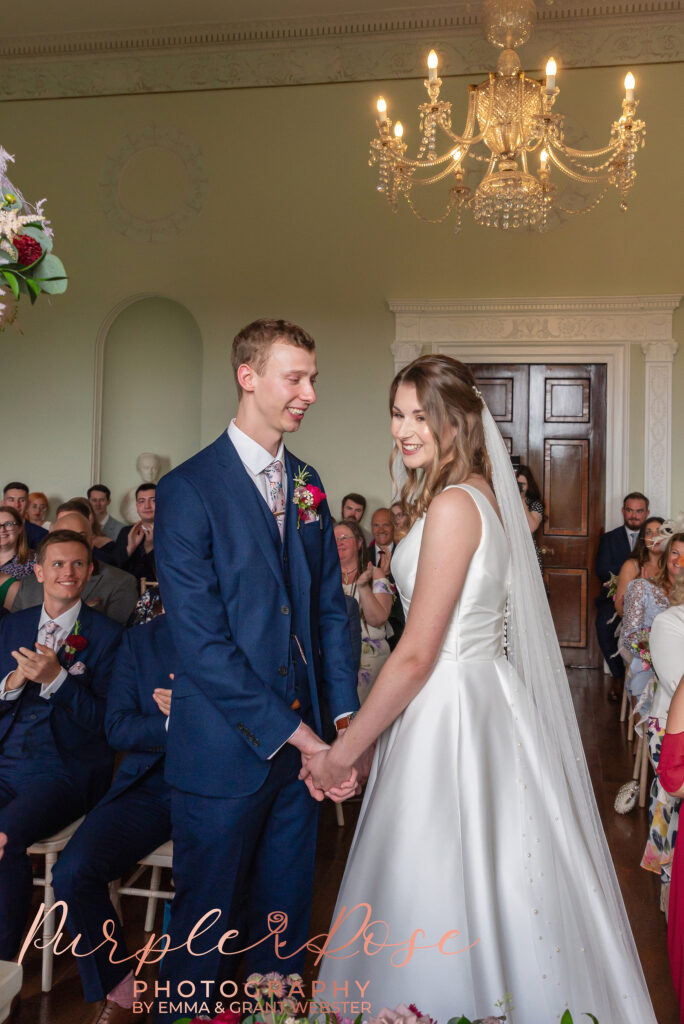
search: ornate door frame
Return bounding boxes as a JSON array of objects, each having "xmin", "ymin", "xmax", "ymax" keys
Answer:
[{"xmin": 390, "ymin": 295, "xmax": 681, "ymax": 526}]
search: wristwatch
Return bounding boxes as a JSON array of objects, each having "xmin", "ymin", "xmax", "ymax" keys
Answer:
[{"xmin": 335, "ymin": 712, "xmax": 356, "ymax": 731}]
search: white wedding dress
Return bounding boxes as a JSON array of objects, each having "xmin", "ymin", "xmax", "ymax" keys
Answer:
[{"xmin": 319, "ymin": 485, "xmax": 657, "ymax": 1024}]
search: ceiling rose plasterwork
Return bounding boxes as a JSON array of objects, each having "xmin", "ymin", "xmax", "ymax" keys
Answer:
[
  {"xmin": 99, "ymin": 125, "xmax": 208, "ymax": 242},
  {"xmin": 0, "ymin": 3, "xmax": 681, "ymax": 100}
]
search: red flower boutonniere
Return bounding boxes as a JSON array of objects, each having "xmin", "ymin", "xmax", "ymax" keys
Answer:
[
  {"xmin": 63, "ymin": 620, "xmax": 88, "ymax": 666},
  {"xmin": 292, "ymin": 466, "xmax": 326, "ymax": 529}
]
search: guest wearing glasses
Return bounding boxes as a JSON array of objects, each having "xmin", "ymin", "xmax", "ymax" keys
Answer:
[
  {"xmin": 0, "ymin": 507, "xmax": 35, "ymax": 581},
  {"xmin": 334, "ymin": 519, "xmax": 394, "ymax": 703},
  {"xmin": 2, "ymin": 482, "xmax": 47, "ymax": 550},
  {"xmin": 390, "ymin": 501, "xmax": 410, "ymax": 541}
]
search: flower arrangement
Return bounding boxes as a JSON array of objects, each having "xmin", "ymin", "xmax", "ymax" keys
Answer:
[
  {"xmin": 292, "ymin": 466, "xmax": 326, "ymax": 529},
  {"xmin": 171, "ymin": 979, "xmax": 599, "ymax": 1024},
  {"xmin": 628, "ymin": 626, "xmax": 652, "ymax": 672},
  {"xmin": 0, "ymin": 148, "xmax": 67, "ymax": 327},
  {"xmin": 62, "ymin": 620, "xmax": 88, "ymax": 673},
  {"xmin": 603, "ymin": 572, "xmax": 619, "ymax": 601}
]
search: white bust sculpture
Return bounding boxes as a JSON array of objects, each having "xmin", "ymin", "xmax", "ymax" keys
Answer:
[{"xmin": 121, "ymin": 452, "xmax": 162, "ymax": 523}]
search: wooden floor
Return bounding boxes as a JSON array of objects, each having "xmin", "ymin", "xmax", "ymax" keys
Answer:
[{"xmin": 13, "ymin": 667, "xmax": 679, "ymax": 1023}]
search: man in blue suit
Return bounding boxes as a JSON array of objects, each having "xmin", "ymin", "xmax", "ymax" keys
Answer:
[
  {"xmin": 155, "ymin": 318, "xmax": 359, "ymax": 1021},
  {"xmin": 53, "ymin": 613, "xmax": 174, "ymax": 1024},
  {"xmin": 0, "ymin": 529, "xmax": 122, "ymax": 960},
  {"xmin": 2, "ymin": 481, "xmax": 47, "ymax": 550},
  {"xmin": 595, "ymin": 491, "xmax": 649, "ymax": 700}
]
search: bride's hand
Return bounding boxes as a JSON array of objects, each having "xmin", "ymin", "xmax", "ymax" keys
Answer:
[{"xmin": 300, "ymin": 748, "xmax": 358, "ymax": 802}]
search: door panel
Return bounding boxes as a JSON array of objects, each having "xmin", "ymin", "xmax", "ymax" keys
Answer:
[{"xmin": 469, "ymin": 362, "xmax": 606, "ymax": 668}]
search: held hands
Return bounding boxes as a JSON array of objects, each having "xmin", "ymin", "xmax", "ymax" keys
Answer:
[
  {"xmin": 299, "ymin": 745, "xmax": 360, "ymax": 803},
  {"xmin": 10, "ymin": 643, "xmax": 62, "ymax": 687},
  {"xmin": 289, "ymin": 721, "xmax": 358, "ymax": 803}
]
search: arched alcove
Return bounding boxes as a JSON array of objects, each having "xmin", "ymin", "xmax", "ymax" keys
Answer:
[{"xmin": 98, "ymin": 296, "xmax": 202, "ymax": 517}]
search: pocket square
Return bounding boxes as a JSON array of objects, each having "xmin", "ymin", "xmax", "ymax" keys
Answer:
[{"xmin": 68, "ymin": 661, "xmax": 86, "ymax": 676}]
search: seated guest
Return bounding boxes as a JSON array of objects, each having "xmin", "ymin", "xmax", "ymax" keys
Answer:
[
  {"xmin": 0, "ymin": 573, "xmax": 18, "ymax": 613},
  {"xmin": 620, "ymin": 531, "xmax": 683, "ymax": 703},
  {"xmin": 340, "ymin": 492, "xmax": 370, "ymax": 542},
  {"xmin": 26, "ymin": 491, "xmax": 51, "ymax": 530},
  {"xmin": 12, "ymin": 511, "xmax": 138, "ymax": 625},
  {"xmin": 615, "ymin": 516, "xmax": 666, "ymax": 616},
  {"xmin": 112, "ymin": 484, "xmax": 156, "ymax": 584},
  {"xmin": 655, "ymin": 661, "xmax": 684, "ymax": 1021},
  {"xmin": 334, "ymin": 519, "xmax": 394, "ymax": 703},
  {"xmin": 0, "ymin": 530, "xmax": 122, "ymax": 960},
  {"xmin": 596, "ymin": 491, "xmax": 650, "ymax": 701},
  {"xmin": 2, "ymin": 481, "xmax": 47, "ymax": 550},
  {"xmin": 517, "ymin": 465, "xmax": 545, "ymax": 570},
  {"xmin": 57, "ymin": 498, "xmax": 118, "ymax": 565},
  {"xmin": 642, "ymin": 559, "xmax": 684, "ymax": 899},
  {"xmin": 368, "ymin": 506, "xmax": 405, "ymax": 650},
  {"xmin": 87, "ymin": 484, "xmax": 125, "ymax": 542},
  {"xmin": 390, "ymin": 500, "xmax": 410, "ymax": 541},
  {"xmin": 0, "ymin": 506, "xmax": 36, "ymax": 580},
  {"xmin": 53, "ymin": 612, "xmax": 174, "ymax": 1024}
]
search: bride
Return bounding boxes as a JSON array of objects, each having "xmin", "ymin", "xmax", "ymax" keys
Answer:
[{"xmin": 301, "ymin": 355, "xmax": 657, "ymax": 1023}]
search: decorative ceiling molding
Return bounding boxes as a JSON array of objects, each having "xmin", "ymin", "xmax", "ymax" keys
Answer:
[{"xmin": 0, "ymin": 4, "xmax": 681, "ymax": 101}]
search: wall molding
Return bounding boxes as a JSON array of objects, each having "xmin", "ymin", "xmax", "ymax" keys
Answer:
[
  {"xmin": 641, "ymin": 338, "xmax": 679, "ymax": 516},
  {"xmin": 0, "ymin": 5, "xmax": 681, "ymax": 100},
  {"xmin": 389, "ymin": 295, "xmax": 682, "ymax": 525}
]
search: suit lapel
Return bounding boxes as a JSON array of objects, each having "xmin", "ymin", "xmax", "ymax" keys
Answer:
[{"xmin": 214, "ymin": 433, "xmax": 284, "ymax": 587}]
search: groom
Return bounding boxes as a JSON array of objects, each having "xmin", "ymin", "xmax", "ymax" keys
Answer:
[{"xmin": 155, "ymin": 318, "xmax": 359, "ymax": 1021}]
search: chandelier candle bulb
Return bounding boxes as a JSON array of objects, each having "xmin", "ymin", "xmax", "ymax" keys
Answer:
[
  {"xmin": 394, "ymin": 121, "xmax": 404, "ymax": 139},
  {"xmin": 545, "ymin": 57, "xmax": 556, "ymax": 92},
  {"xmin": 376, "ymin": 97, "xmax": 388, "ymax": 124},
  {"xmin": 624, "ymin": 72, "xmax": 635, "ymax": 102},
  {"xmin": 428, "ymin": 50, "xmax": 439, "ymax": 82}
]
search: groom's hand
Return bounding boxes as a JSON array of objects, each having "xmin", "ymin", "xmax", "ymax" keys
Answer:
[{"xmin": 300, "ymin": 749, "xmax": 358, "ymax": 801}]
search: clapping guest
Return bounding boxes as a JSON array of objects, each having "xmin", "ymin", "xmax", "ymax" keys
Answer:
[
  {"xmin": 615, "ymin": 516, "xmax": 666, "ymax": 616},
  {"xmin": 0, "ymin": 506, "xmax": 35, "ymax": 580},
  {"xmin": 368, "ymin": 506, "xmax": 405, "ymax": 650},
  {"xmin": 335, "ymin": 519, "xmax": 394, "ymax": 703},
  {"xmin": 517, "ymin": 465, "xmax": 545, "ymax": 569},
  {"xmin": 112, "ymin": 484, "xmax": 156, "ymax": 584},
  {"xmin": 53, "ymin": 613, "xmax": 174, "ymax": 1024},
  {"xmin": 26, "ymin": 491, "xmax": 50, "ymax": 530},
  {"xmin": 87, "ymin": 485, "xmax": 125, "ymax": 543},
  {"xmin": 0, "ymin": 530, "xmax": 122, "ymax": 960},
  {"xmin": 2, "ymin": 481, "xmax": 47, "ymax": 550}
]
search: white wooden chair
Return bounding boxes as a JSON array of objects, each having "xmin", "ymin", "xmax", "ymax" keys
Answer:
[
  {"xmin": 27, "ymin": 816, "xmax": 85, "ymax": 992},
  {"xmin": 111, "ymin": 841, "xmax": 174, "ymax": 932}
]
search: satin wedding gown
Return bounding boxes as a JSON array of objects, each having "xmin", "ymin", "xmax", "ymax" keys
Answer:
[{"xmin": 319, "ymin": 485, "xmax": 657, "ymax": 1024}]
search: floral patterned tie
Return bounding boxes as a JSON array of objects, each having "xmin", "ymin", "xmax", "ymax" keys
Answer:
[
  {"xmin": 42, "ymin": 620, "xmax": 59, "ymax": 650},
  {"xmin": 263, "ymin": 459, "xmax": 286, "ymax": 540}
]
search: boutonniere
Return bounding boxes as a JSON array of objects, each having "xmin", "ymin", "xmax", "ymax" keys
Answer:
[
  {"xmin": 62, "ymin": 619, "xmax": 88, "ymax": 668},
  {"xmin": 292, "ymin": 465, "xmax": 326, "ymax": 529}
]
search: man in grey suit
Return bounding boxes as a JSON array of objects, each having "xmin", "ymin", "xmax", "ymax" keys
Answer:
[
  {"xmin": 12, "ymin": 511, "xmax": 137, "ymax": 625},
  {"xmin": 87, "ymin": 485, "xmax": 125, "ymax": 542}
]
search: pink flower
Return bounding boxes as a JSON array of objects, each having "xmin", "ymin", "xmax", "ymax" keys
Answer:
[
  {"xmin": 213, "ymin": 1011, "xmax": 242, "ymax": 1024},
  {"xmin": 307, "ymin": 485, "xmax": 326, "ymax": 509},
  {"xmin": 366, "ymin": 1004, "xmax": 422, "ymax": 1024}
]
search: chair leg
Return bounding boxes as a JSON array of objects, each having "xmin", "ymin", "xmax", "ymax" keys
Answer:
[
  {"xmin": 639, "ymin": 733, "xmax": 650, "ymax": 807},
  {"xmin": 632, "ymin": 736, "xmax": 642, "ymax": 780},
  {"xmin": 41, "ymin": 852, "xmax": 57, "ymax": 993},
  {"xmin": 335, "ymin": 803, "xmax": 345, "ymax": 827},
  {"xmin": 144, "ymin": 865, "xmax": 162, "ymax": 932},
  {"xmin": 620, "ymin": 686, "xmax": 628, "ymax": 722},
  {"xmin": 627, "ymin": 705, "xmax": 635, "ymax": 743}
]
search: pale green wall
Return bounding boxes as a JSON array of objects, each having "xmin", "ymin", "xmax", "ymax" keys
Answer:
[{"xmin": 0, "ymin": 61, "xmax": 682, "ymax": 521}]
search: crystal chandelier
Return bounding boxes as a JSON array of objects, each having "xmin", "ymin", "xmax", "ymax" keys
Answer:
[{"xmin": 369, "ymin": 0, "xmax": 645, "ymax": 231}]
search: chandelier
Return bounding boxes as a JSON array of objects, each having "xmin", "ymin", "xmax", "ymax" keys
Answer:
[{"xmin": 369, "ymin": 0, "xmax": 645, "ymax": 231}]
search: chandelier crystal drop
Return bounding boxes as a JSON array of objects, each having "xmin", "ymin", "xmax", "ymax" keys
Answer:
[{"xmin": 369, "ymin": 0, "xmax": 646, "ymax": 232}]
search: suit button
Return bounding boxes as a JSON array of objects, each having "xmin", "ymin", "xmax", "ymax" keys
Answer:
[
  {"xmin": 281, "ymin": 605, "xmax": 290, "ymax": 615},
  {"xmin": 278, "ymin": 665, "xmax": 288, "ymax": 676},
  {"xmin": 29, "ymin": 714, "xmax": 37, "ymax": 720}
]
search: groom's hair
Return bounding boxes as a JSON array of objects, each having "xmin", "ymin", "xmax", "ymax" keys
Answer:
[{"xmin": 231, "ymin": 318, "xmax": 316, "ymax": 396}]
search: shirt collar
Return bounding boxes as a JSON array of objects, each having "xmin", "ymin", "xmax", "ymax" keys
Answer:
[
  {"xmin": 39, "ymin": 600, "xmax": 82, "ymax": 634},
  {"xmin": 228, "ymin": 420, "xmax": 285, "ymax": 476}
]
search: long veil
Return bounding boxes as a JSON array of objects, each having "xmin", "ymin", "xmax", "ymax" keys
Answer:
[{"xmin": 481, "ymin": 399, "xmax": 656, "ymax": 1011}]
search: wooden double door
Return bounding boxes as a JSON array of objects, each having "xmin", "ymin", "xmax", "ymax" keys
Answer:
[{"xmin": 469, "ymin": 363, "xmax": 606, "ymax": 668}]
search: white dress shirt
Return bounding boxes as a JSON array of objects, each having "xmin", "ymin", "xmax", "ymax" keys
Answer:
[
  {"xmin": 626, "ymin": 526, "xmax": 639, "ymax": 551},
  {"xmin": 374, "ymin": 540, "xmax": 395, "ymax": 565},
  {"xmin": 0, "ymin": 600, "xmax": 82, "ymax": 701}
]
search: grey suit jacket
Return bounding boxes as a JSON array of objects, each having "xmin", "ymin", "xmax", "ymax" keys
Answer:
[
  {"xmin": 13, "ymin": 559, "xmax": 138, "ymax": 625},
  {"xmin": 100, "ymin": 515, "xmax": 125, "ymax": 541}
]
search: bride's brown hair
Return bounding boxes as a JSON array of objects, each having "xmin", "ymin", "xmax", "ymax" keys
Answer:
[{"xmin": 390, "ymin": 355, "xmax": 491, "ymax": 524}]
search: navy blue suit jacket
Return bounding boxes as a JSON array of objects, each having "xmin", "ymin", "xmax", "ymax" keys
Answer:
[
  {"xmin": 155, "ymin": 431, "xmax": 359, "ymax": 798},
  {"xmin": 103, "ymin": 615, "xmax": 174, "ymax": 804},
  {"xmin": 595, "ymin": 525, "xmax": 632, "ymax": 607},
  {"xmin": 24, "ymin": 520, "xmax": 47, "ymax": 551},
  {"xmin": 0, "ymin": 603, "xmax": 122, "ymax": 805}
]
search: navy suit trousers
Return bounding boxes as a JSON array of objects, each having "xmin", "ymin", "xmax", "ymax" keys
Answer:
[
  {"xmin": 52, "ymin": 768, "xmax": 171, "ymax": 1002},
  {"xmin": 156, "ymin": 741, "xmax": 319, "ymax": 1023},
  {"xmin": 0, "ymin": 759, "xmax": 84, "ymax": 959}
]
